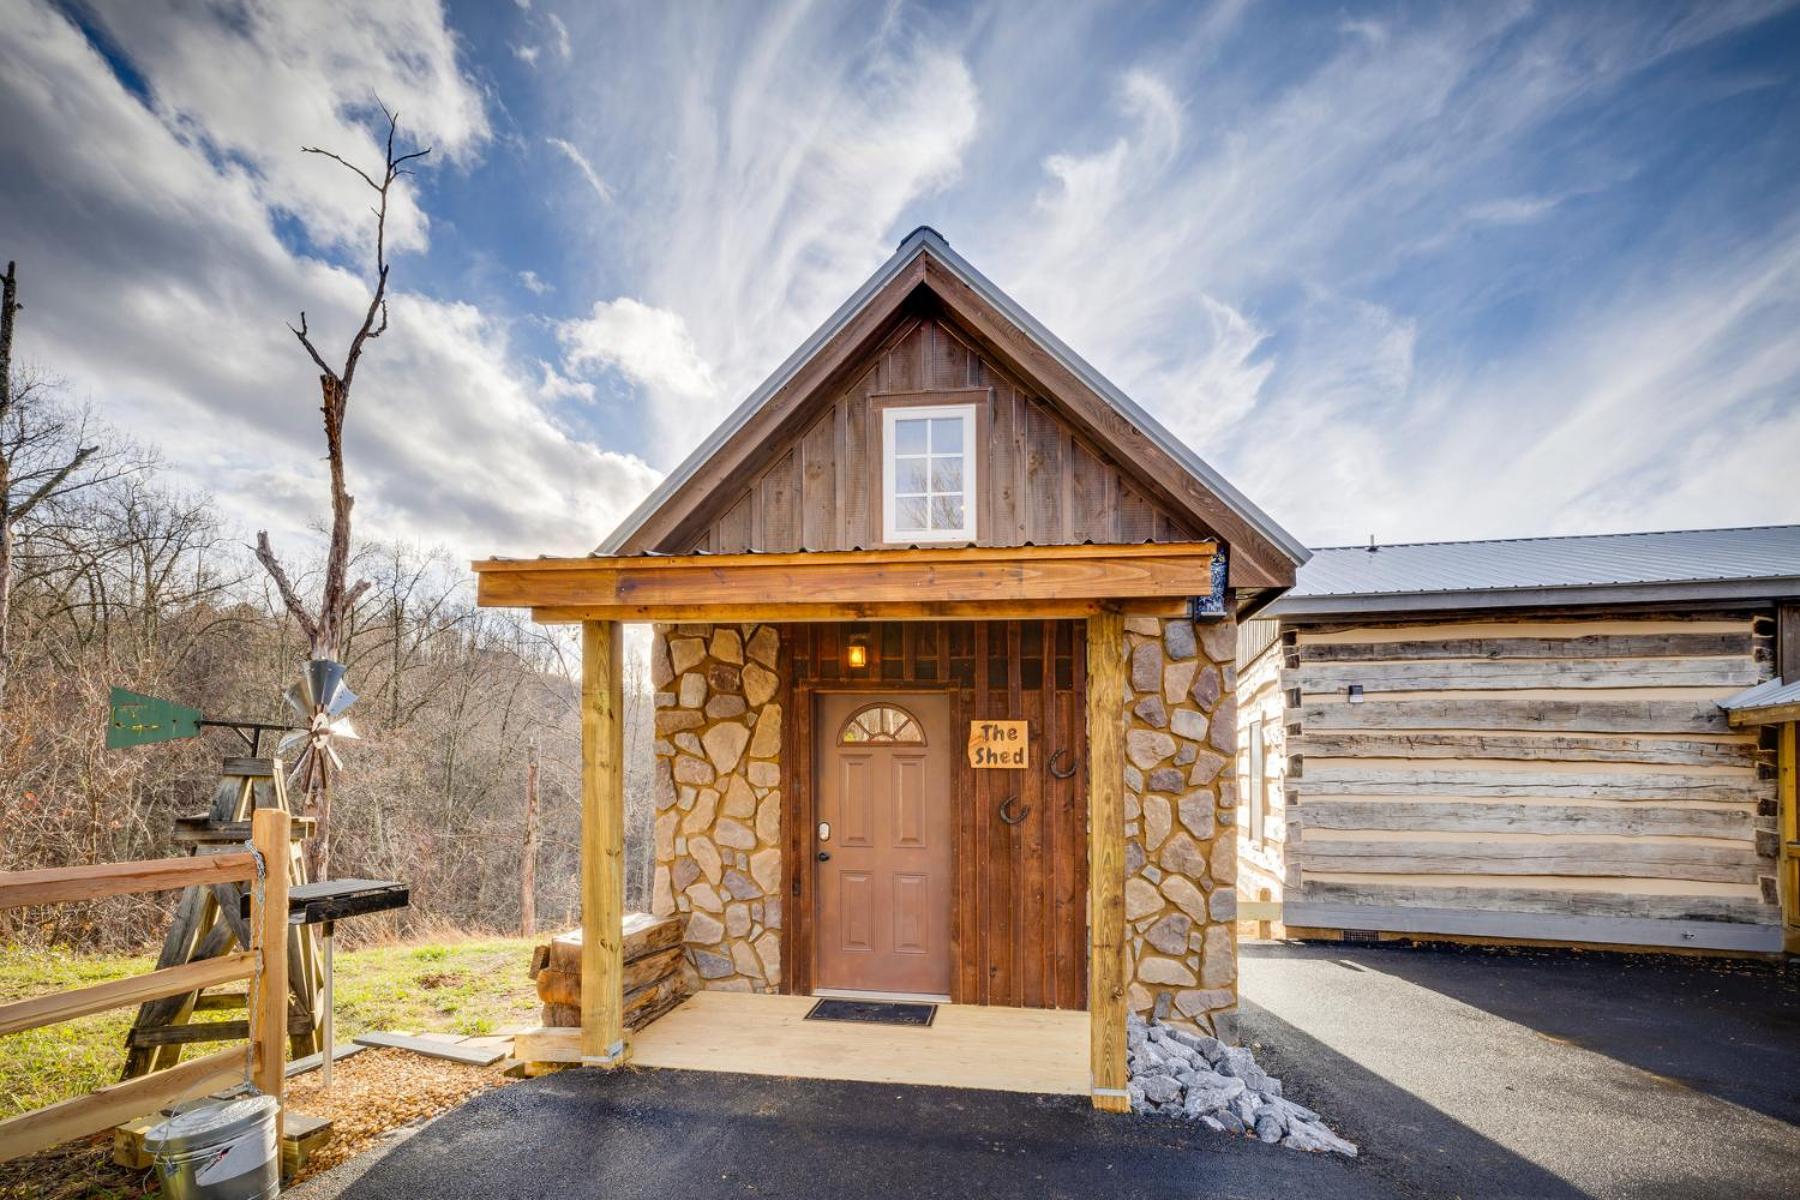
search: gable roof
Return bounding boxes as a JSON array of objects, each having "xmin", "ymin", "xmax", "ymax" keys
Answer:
[
  {"xmin": 1267, "ymin": 524, "xmax": 1800, "ymax": 617},
  {"xmin": 598, "ymin": 227, "xmax": 1308, "ymax": 588}
]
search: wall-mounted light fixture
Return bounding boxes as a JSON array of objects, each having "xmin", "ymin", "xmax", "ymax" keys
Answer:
[
  {"xmin": 846, "ymin": 637, "xmax": 869, "ymax": 670},
  {"xmin": 1346, "ymin": 684, "xmax": 1365, "ymax": 704}
]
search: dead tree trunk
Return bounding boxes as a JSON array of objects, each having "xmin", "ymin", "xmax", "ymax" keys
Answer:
[{"xmin": 254, "ymin": 110, "xmax": 431, "ymax": 878}]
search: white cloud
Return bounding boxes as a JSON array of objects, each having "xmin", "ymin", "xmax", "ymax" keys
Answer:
[
  {"xmin": 558, "ymin": 299, "xmax": 718, "ymax": 405},
  {"xmin": 546, "ymin": 136, "xmax": 612, "ymax": 202},
  {"xmin": 0, "ymin": 0, "xmax": 658, "ymax": 559},
  {"xmin": 514, "ymin": 43, "xmax": 540, "ymax": 66},
  {"xmin": 518, "ymin": 270, "xmax": 552, "ymax": 295},
  {"xmin": 72, "ymin": 0, "xmax": 489, "ymax": 258},
  {"xmin": 547, "ymin": 14, "xmax": 572, "ymax": 60}
]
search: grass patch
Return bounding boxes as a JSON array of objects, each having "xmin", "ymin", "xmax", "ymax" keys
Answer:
[{"xmin": 0, "ymin": 935, "xmax": 541, "ymax": 1120}]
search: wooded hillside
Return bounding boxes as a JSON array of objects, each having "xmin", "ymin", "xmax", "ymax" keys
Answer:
[{"xmin": 0, "ymin": 432, "xmax": 654, "ymax": 950}]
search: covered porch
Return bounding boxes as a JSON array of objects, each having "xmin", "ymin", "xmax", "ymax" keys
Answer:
[{"xmin": 474, "ymin": 541, "xmax": 1230, "ymax": 1110}]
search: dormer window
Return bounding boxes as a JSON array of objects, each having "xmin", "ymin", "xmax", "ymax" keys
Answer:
[{"xmin": 882, "ymin": 404, "xmax": 977, "ymax": 544}]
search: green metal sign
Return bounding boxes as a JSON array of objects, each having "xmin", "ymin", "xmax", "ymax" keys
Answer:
[{"xmin": 107, "ymin": 688, "xmax": 204, "ymax": 749}]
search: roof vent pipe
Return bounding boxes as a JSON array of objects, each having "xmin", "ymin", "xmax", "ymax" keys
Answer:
[{"xmin": 1367, "ymin": 535, "xmax": 1379, "ymax": 553}]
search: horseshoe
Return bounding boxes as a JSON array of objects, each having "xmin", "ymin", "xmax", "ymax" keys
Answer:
[
  {"xmin": 999, "ymin": 795, "xmax": 1030, "ymax": 825},
  {"xmin": 1048, "ymin": 749, "xmax": 1077, "ymax": 780}
]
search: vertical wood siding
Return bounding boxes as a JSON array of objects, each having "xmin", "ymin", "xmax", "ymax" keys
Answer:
[
  {"xmin": 779, "ymin": 620, "xmax": 1089, "ymax": 1009},
  {"xmin": 688, "ymin": 315, "xmax": 1200, "ymax": 553}
]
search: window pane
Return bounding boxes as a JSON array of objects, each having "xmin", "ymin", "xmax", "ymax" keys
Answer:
[
  {"xmin": 894, "ymin": 418, "xmax": 928, "ymax": 455},
  {"xmin": 930, "ymin": 495, "xmax": 965, "ymax": 531},
  {"xmin": 930, "ymin": 417, "xmax": 963, "ymax": 453},
  {"xmin": 893, "ymin": 456, "xmax": 928, "ymax": 494},
  {"xmin": 930, "ymin": 456, "xmax": 962, "ymax": 492},
  {"xmin": 895, "ymin": 495, "xmax": 928, "ymax": 531}
]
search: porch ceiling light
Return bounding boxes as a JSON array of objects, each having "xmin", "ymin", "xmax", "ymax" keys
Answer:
[{"xmin": 846, "ymin": 638, "xmax": 869, "ymax": 669}]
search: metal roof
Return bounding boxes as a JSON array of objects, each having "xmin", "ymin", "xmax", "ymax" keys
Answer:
[
  {"xmin": 597, "ymin": 226, "xmax": 1310, "ymax": 567},
  {"xmin": 1267, "ymin": 524, "xmax": 1800, "ymax": 616},
  {"xmin": 1719, "ymin": 675, "xmax": 1800, "ymax": 716}
]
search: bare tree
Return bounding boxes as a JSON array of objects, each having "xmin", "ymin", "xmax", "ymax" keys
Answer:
[
  {"xmin": 254, "ymin": 108, "xmax": 431, "ymax": 662},
  {"xmin": 252, "ymin": 108, "xmax": 430, "ymax": 878},
  {"xmin": 0, "ymin": 261, "xmax": 105, "ymax": 708}
]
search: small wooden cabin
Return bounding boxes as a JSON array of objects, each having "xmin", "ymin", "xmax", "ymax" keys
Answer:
[
  {"xmin": 1238, "ymin": 526, "xmax": 1800, "ymax": 955},
  {"xmin": 475, "ymin": 227, "xmax": 1308, "ymax": 1107}
]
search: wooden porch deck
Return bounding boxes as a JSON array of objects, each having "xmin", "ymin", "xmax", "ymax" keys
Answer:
[{"xmin": 517, "ymin": 992, "xmax": 1091, "ymax": 1097}]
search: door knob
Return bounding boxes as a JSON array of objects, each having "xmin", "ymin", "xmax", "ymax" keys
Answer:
[{"xmin": 817, "ymin": 850, "xmax": 832, "ymax": 862}]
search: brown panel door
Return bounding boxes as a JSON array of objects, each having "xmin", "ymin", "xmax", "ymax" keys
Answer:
[{"xmin": 815, "ymin": 693, "xmax": 953, "ymax": 996}]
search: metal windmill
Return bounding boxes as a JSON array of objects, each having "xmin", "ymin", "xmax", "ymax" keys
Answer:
[{"xmin": 279, "ymin": 659, "xmax": 360, "ymax": 794}]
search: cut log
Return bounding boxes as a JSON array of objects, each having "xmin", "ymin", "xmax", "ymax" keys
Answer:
[
  {"xmin": 536, "ymin": 946, "xmax": 682, "ymax": 1007},
  {"xmin": 1296, "ymin": 838, "xmax": 1763, "ymax": 883},
  {"xmin": 1286, "ymin": 657, "xmax": 1762, "ymax": 694},
  {"xmin": 1288, "ymin": 766, "xmax": 1767, "ymax": 803},
  {"xmin": 539, "ymin": 913, "xmax": 681, "ymax": 976},
  {"xmin": 1291, "ymin": 731, "xmax": 1764, "ymax": 768},
  {"xmin": 1293, "ymin": 800, "xmax": 1756, "ymax": 839},
  {"xmin": 1296, "ymin": 698, "xmax": 1731, "ymax": 734},
  {"xmin": 1295, "ymin": 632, "xmax": 1754, "ymax": 662},
  {"xmin": 1290, "ymin": 879, "xmax": 1780, "ymax": 923}
]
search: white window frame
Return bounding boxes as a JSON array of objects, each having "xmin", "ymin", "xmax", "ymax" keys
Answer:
[{"xmin": 881, "ymin": 404, "xmax": 978, "ymax": 544}]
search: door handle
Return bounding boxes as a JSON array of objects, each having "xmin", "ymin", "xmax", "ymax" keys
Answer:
[{"xmin": 817, "ymin": 851, "xmax": 832, "ymax": 862}]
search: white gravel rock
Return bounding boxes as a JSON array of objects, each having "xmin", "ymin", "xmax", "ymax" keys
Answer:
[{"xmin": 1127, "ymin": 1014, "xmax": 1357, "ymax": 1157}]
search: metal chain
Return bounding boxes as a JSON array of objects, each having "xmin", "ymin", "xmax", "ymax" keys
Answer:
[{"xmin": 240, "ymin": 835, "xmax": 268, "ymax": 1093}]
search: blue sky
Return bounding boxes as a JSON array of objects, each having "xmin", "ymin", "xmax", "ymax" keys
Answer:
[{"xmin": 2, "ymin": 0, "xmax": 1797, "ymax": 563}]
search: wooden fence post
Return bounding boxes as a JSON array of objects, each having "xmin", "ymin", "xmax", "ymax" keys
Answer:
[{"xmin": 251, "ymin": 807, "xmax": 289, "ymax": 1138}]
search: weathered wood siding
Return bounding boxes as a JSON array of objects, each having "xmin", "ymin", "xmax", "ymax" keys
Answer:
[
  {"xmin": 1235, "ymin": 620, "xmax": 1289, "ymax": 911},
  {"xmin": 1278, "ymin": 609, "xmax": 1784, "ymax": 952},
  {"xmin": 686, "ymin": 314, "xmax": 1200, "ymax": 553},
  {"xmin": 779, "ymin": 620, "xmax": 1090, "ymax": 1009}
]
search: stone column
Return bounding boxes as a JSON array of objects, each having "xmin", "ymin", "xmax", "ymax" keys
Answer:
[
  {"xmin": 650, "ymin": 623, "xmax": 785, "ymax": 993},
  {"xmin": 1119, "ymin": 615, "xmax": 1239, "ymax": 1037}
]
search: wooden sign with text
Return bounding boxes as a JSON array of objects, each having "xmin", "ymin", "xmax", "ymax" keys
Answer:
[{"xmin": 967, "ymin": 720, "xmax": 1029, "ymax": 769}]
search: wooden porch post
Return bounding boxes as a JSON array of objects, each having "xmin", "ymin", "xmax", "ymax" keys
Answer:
[
  {"xmin": 581, "ymin": 620, "xmax": 626, "ymax": 1065},
  {"xmin": 1781, "ymin": 722, "xmax": 1798, "ymax": 955},
  {"xmin": 1085, "ymin": 611, "xmax": 1129, "ymax": 1111}
]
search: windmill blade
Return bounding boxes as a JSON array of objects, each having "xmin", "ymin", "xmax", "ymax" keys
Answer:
[
  {"xmin": 327, "ymin": 717, "xmax": 360, "ymax": 742},
  {"xmin": 282, "ymin": 684, "xmax": 308, "ymax": 721},
  {"xmin": 277, "ymin": 729, "xmax": 308, "ymax": 758},
  {"xmin": 323, "ymin": 683, "xmax": 357, "ymax": 717}
]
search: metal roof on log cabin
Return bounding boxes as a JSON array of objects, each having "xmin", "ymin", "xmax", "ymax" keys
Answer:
[{"xmin": 594, "ymin": 226, "xmax": 1307, "ymax": 591}]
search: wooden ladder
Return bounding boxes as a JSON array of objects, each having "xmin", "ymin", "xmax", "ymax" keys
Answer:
[{"xmin": 121, "ymin": 757, "xmax": 324, "ymax": 1078}]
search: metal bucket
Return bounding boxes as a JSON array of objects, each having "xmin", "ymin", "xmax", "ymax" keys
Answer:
[{"xmin": 143, "ymin": 1092, "xmax": 280, "ymax": 1200}]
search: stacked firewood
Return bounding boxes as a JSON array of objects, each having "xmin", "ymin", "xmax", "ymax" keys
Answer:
[{"xmin": 527, "ymin": 913, "xmax": 688, "ymax": 1031}]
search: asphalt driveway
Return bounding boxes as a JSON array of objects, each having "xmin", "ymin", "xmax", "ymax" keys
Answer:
[
  {"xmin": 323, "ymin": 942, "xmax": 1798, "ymax": 1200},
  {"xmin": 334, "ymin": 1066, "xmax": 1382, "ymax": 1200},
  {"xmin": 1238, "ymin": 940, "xmax": 1800, "ymax": 1199}
]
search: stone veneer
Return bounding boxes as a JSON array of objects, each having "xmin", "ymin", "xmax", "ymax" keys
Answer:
[
  {"xmin": 649, "ymin": 623, "xmax": 784, "ymax": 993},
  {"xmin": 1119, "ymin": 615, "xmax": 1239, "ymax": 1038}
]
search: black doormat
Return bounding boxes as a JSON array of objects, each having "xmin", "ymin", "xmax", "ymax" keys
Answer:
[{"xmin": 804, "ymin": 998, "xmax": 937, "ymax": 1027}]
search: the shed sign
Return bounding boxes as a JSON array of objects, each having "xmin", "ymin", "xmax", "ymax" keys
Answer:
[{"xmin": 967, "ymin": 720, "xmax": 1029, "ymax": 769}]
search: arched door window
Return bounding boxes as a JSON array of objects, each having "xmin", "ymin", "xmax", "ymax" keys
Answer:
[{"xmin": 837, "ymin": 702, "xmax": 926, "ymax": 745}]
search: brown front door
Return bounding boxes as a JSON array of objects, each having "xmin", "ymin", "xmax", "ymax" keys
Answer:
[{"xmin": 815, "ymin": 693, "xmax": 953, "ymax": 996}]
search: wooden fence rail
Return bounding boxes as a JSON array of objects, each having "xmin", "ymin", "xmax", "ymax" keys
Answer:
[{"xmin": 0, "ymin": 808, "xmax": 289, "ymax": 1164}]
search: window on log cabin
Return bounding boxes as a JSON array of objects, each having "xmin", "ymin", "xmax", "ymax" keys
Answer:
[
  {"xmin": 1247, "ymin": 717, "xmax": 1266, "ymax": 845},
  {"xmin": 882, "ymin": 404, "xmax": 976, "ymax": 543}
]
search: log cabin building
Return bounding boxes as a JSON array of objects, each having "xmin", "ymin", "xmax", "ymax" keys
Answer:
[
  {"xmin": 475, "ymin": 227, "xmax": 1309, "ymax": 1107},
  {"xmin": 1237, "ymin": 526, "xmax": 1800, "ymax": 956}
]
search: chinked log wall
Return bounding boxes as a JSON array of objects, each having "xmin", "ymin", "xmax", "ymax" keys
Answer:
[
  {"xmin": 780, "ymin": 620, "xmax": 1089, "ymax": 1009},
  {"xmin": 1281, "ymin": 608, "xmax": 1784, "ymax": 952}
]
